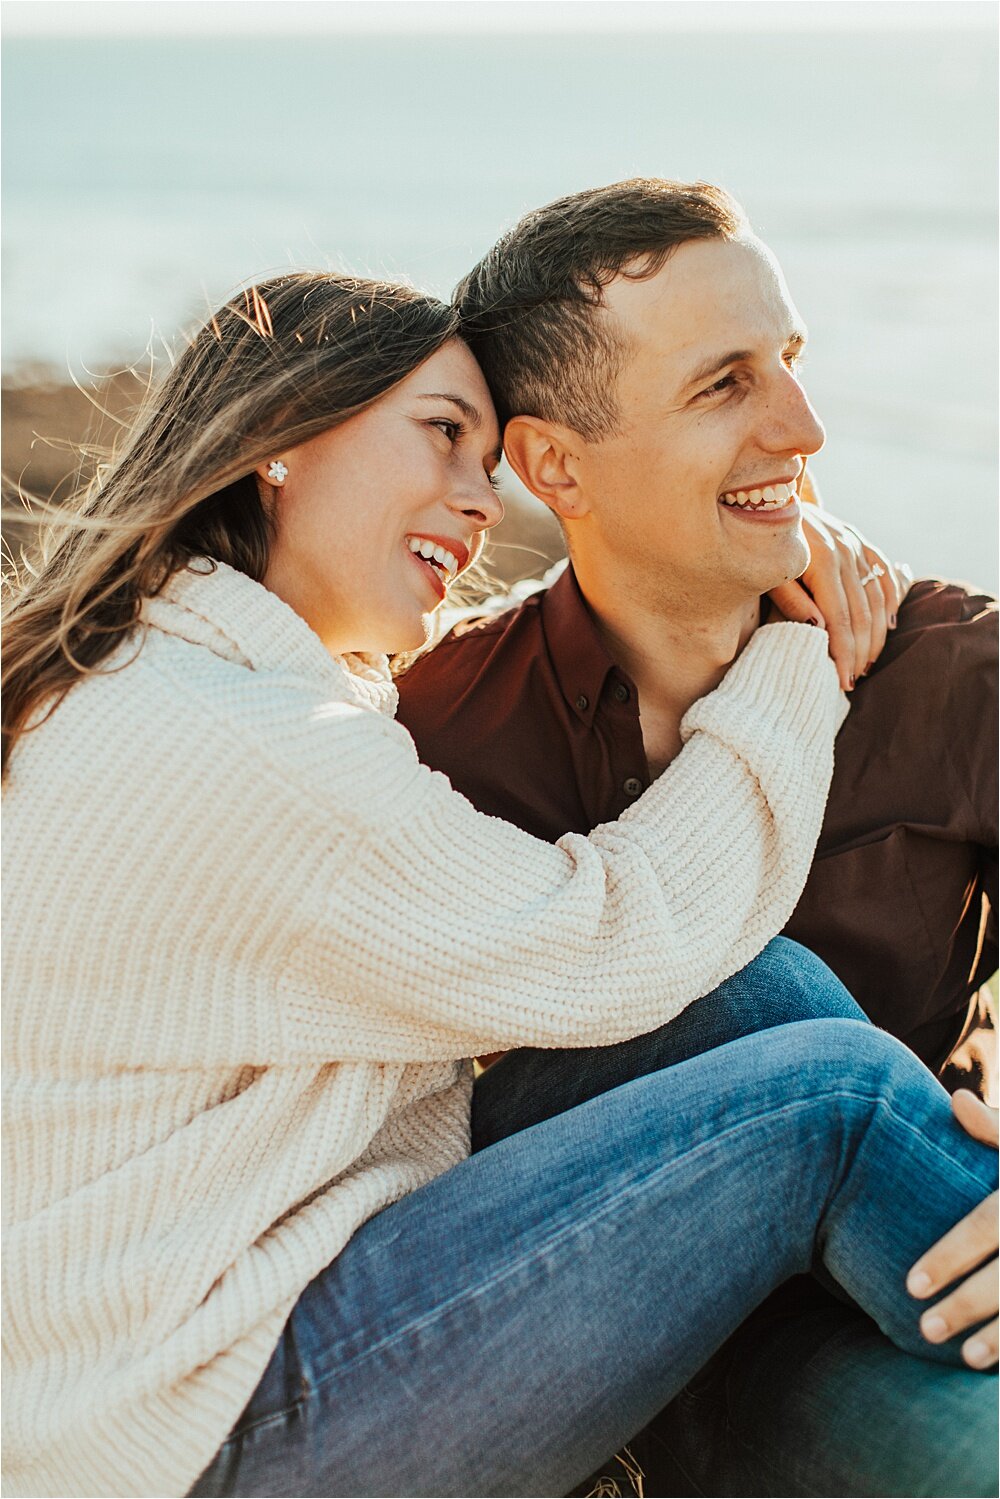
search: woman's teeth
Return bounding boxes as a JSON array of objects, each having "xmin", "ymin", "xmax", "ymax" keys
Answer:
[
  {"xmin": 406, "ymin": 537, "xmax": 459, "ymax": 581},
  {"xmin": 719, "ymin": 481, "xmax": 797, "ymax": 511}
]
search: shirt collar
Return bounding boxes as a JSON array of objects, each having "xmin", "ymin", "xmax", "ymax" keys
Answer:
[
  {"xmin": 140, "ymin": 558, "xmax": 398, "ymax": 718},
  {"xmin": 540, "ymin": 563, "xmax": 623, "ymax": 725}
]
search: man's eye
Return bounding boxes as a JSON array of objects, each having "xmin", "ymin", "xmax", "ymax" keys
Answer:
[
  {"xmin": 699, "ymin": 375, "xmax": 737, "ymax": 399},
  {"xmin": 430, "ymin": 418, "xmax": 461, "ymax": 441}
]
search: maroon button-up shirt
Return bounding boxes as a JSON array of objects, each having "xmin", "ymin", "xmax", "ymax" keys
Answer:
[{"xmin": 397, "ymin": 566, "xmax": 998, "ymax": 1071}]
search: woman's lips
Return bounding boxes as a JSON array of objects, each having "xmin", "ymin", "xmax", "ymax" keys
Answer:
[{"xmin": 406, "ymin": 545, "xmax": 447, "ymax": 602}]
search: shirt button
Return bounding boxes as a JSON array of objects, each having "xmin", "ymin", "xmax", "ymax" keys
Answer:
[
  {"xmin": 575, "ymin": 694, "xmax": 589, "ymax": 712},
  {"xmin": 613, "ymin": 683, "xmax": 630, "ymax": 704},
  {"xmin": 623, "ymin": 776, "xmax": 644, "ymax": 797}
]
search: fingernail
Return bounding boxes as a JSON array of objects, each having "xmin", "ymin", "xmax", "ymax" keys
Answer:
[
  {"xmin": 964, "ymin": 1339, "xmax": 993, "ymax": 1368},
  {"xmin": 848, "ymin": 675, "xmax": 855, "ymax": 690},
  {"xmin": 889, "ymin": 614, "xmax": 897, "ymax": 628},
  {"xmin": 922, "ymin": 1313, "xmax": 949, "ymax": 1342},
  {"xmin": 908, "ymin": 1270, "xmax": 932, "ymax": 1296},
  {"xmin": 806, "ymin": 617, "xmax": 820, "ymax": 627}
]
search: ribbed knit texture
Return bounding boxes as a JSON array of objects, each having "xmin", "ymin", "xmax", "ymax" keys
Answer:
[{"xmin": 2, "ymin": 560, "xmax": 847, "ymax": 1498}]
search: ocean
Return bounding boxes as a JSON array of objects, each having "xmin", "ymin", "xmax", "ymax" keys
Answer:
[{"xmin": 2, "ymin": 25, "xmax": 997, "ymax": 587}]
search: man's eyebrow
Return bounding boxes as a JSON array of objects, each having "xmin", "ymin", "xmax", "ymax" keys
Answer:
[
  {"xmin": 416, "ymin": 392, "xmax": 503, "ymax": 462},
  {"xmin": 680, "ymin": 332, "xmax": 808, "ymax": 392}
]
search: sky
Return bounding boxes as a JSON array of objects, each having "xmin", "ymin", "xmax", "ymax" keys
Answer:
[{"xmin": 3, "ymin": 0, "xmax": 996, "ymax": 35}]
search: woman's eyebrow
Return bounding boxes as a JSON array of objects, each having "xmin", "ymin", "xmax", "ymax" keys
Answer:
[
  {"xmin": 416, "ymin": 392, "xmax": 483, "ymax": 425},
  {"xmin": 416, "ymin": 393, "xmax": 503, "ymax": 461}
]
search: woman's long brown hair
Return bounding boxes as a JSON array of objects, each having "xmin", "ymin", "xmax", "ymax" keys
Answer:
[{"xmin": 2, "ymin": 272, "xmax": 460, "ymax": 775}]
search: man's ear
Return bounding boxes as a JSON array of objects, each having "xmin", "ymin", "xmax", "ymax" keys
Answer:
[{"xmin": 503, "ymin": 417, "xmax": 590, "ymax": 521}]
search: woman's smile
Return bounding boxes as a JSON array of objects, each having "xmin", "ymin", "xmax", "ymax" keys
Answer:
[
  {"xmin": 260, "ymin": 338, "xmax": 502, "ymax": 656},
  {"xmin": 404, "ymin": 532, "xmax": 473, "ymax": 602}
]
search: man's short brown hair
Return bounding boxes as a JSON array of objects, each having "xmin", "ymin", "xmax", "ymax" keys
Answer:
[{"xmin": 454, "ymin": 178, "xmax": 746, "ymax": 440}]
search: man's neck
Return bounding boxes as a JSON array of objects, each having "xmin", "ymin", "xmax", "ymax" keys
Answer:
[{"xmin": 574, "ymin": 559, "xmax": 762, "ymax": 777}]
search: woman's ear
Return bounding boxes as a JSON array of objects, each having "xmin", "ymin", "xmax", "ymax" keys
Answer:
[
  {"xmin": 502, "ymin": 418, "xmax": 590, "ymax": 522},
  {"xmin": 254, "ymin": 458, "xmax": 290, "ymax": 487}
]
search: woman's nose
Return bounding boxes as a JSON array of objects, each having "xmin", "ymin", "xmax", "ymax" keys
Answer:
[{"xmin": 450, "ymin": 481, "xmax": 505, "ymax": 531}]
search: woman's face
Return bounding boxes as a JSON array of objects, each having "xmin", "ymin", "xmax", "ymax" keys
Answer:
[{"xmin": 260, "ymin": 338, "xmax": 504, "ymax": 656}]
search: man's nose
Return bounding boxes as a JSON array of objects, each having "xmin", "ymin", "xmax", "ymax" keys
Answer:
[{"xmin": 760, "ymin": 370, "xmax": 826, "ymax": 458}]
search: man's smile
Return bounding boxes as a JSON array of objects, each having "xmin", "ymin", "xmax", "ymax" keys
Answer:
[{"xmin": 718, "ymin": 479, "xmax": 798, "ymax": 511}]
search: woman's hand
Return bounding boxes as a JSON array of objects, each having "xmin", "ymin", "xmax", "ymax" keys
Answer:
[
  {"xmin": 766, "ymin": 471, "xmax": 912, "ymax": 692},
  {"xmin": 907, "ymin": 1091, "xmax": 998, "ymax": 1369}
]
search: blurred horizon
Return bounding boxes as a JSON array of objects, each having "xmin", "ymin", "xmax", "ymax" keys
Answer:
[
  {"xmin": 5, "ymin": 0, "xmax": 995, "ymax": 35},
  {"xmin": 2, "ymin": 2, "xmax": 997, "ymax": 588}
]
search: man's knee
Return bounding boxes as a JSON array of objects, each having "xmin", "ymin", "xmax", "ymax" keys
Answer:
[
  {"xmin": 724, "ymin": 937, "xmax": 867, "ymax": 1031},
  {"xmin": 627, "ymin": 942, "xmax": 869, "ymax": 1075}
]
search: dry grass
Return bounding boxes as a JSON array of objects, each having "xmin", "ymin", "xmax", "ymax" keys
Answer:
[{"xmin": 584, "ymin": 1447, "xmax": 646, "ymax": 1497}]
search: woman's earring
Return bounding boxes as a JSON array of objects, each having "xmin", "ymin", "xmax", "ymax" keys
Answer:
[{"xmin": 267, "ymin": 460, "xmax": 288, "ymax": 484}]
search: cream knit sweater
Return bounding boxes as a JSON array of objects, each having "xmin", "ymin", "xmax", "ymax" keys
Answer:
[{"xmin": 2, "ymin": 560, "xmax": 847, "ymax": 1498}]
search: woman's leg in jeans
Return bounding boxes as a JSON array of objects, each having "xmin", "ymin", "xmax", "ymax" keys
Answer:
[{"xmin": 190, "ymin": 1021, "xmax": 997, "ymax": 1499}]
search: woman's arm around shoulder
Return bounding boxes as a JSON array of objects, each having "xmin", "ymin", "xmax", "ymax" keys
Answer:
[{"xmin": 268, "ymin": 620, "xmax": 847, "ymax": 1063}]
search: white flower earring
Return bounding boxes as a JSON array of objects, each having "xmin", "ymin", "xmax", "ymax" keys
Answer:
[{"xmin": 267, "ymin": 460, "xmax": 288, "ymax": 484}]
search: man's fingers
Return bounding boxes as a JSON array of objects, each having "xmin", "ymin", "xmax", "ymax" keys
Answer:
[
  {"xmin": 962, "ymin": 1316, "xmax": 999, "ymax": 1370},
  {"xmin": 953, "ymin": 1089, "xmax": 1000, "ymax": 1147},
  {"xmin": 908, "ymin": 1191, "xmax": 999, "ymax": 1295},
  {"xmin": 918, "ymin": 1259, "xmax": 999, "ymax": 1346}
]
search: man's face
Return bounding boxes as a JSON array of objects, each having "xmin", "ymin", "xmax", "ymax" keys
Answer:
[{"xmin": 571, "ymin": 234, "xmax": 825, "ymax": 609}]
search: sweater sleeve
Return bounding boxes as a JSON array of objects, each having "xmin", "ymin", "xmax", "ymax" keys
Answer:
[{"xmin": 271, "ymin": 621, "xmax": 849, "ymax": 1060}]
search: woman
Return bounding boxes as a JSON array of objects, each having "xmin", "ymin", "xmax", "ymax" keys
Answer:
[{"xmin": 2, "ymin": 272, "xmax": 995, "ymax": 1499}]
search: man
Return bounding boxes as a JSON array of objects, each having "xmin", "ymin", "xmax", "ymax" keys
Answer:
[{"xmin": 396, "ymin": 180, "xmax": 998, "ymax": 1495}]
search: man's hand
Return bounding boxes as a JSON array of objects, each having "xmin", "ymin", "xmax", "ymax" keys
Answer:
[
  {"xmin": 766, "ymin": 471, "xmax": 912, "ymax": 692},
  {"xmin": 906, "ymin": 1090, "xmax": 999, "ymax": 1369}
]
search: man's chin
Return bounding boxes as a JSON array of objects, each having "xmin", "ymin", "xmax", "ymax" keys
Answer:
[{"xmin": 759, "ymin": 537, "xmax": 811, "ymax": 596}]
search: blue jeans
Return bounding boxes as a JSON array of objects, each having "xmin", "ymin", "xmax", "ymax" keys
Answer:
[
  {"xmin": 473, "ymin": 939, "xmax": 998, "ymax": 1498},
  {"xmin": 191, "ymin": 942, "xmax": 997, "ymax": 1498}
]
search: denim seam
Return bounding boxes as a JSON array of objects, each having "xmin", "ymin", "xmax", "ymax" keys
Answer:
[{"xmin": 226, "ymin": 1083, "xmax": 985, "ymax": 1447}]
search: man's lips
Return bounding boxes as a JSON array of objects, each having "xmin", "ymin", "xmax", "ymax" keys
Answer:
[
  {"xmin": 719, "ymin": 498, "xmax": 802, "ymax": 524},
  {"xmin": 718, "ymin": 477, "xmax": 801, "ymax": 520}
]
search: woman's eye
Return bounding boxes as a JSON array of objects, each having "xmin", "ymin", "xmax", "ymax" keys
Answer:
[
  {"xmin": 487, "ymin": 471, "xmax": 503, "ymax": 493},
  {"xmin": 430, "ymin": 418, "xmax": 461, "ymax": 442}
]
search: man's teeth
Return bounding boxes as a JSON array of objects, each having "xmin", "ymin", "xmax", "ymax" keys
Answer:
[
  {"xmin": 407, "ymin": 537, "xmax": 459, "ymax": 581},
  {"xmin": 719, "ymin": 481, "xmax": 797, "ymax": 511}
]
